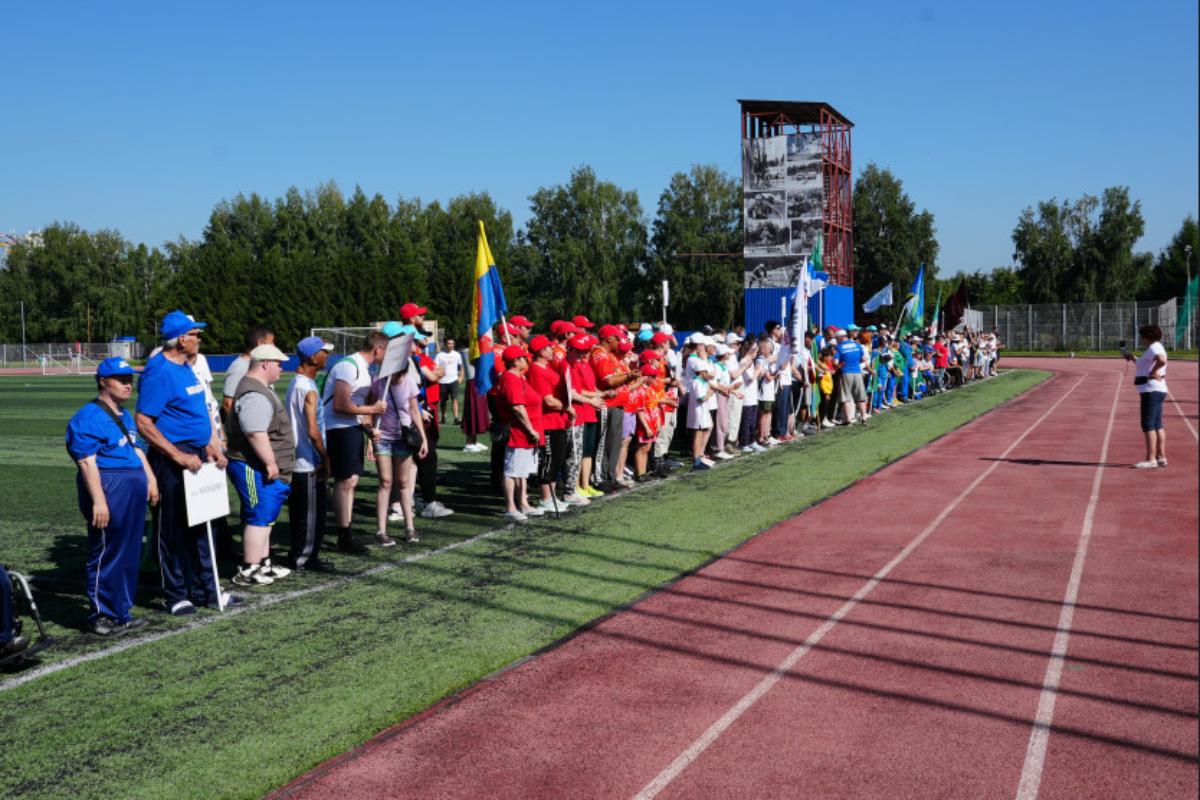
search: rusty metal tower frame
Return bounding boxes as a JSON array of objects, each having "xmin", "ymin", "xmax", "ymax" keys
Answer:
[{"xmin": 739, "ymin": 100, "xmax": 854, "ymax": 286}]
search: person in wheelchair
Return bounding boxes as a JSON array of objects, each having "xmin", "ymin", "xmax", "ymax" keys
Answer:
[{"xmin": 1, "ymin": 564, "xmax": 29, "ymax": 659}]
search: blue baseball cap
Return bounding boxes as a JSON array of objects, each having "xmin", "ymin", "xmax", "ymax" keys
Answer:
[
  {"xmin": 636, "ymin": 329, "xmax": 654, "ymax": 342},
  {"xmin": 161, "ymin": 310, "xmax": 206, "ymax": 340},
  {"xmin": 96, "ymin": 357, "xmax": 135, "ymax": 377},
  {"xmin": 847, "ymin": 324, "xmax": 861, "ymax": 331},
  {"xmin": 866, "ymin": 325, "xmax": 878, "ymax": 332},
  {"xmin": 296, "ymin": 336, "xmax": 334, "ymax": 360},
  {"xmin": 380, "ymin": 321, "xmax": 404, "ymax": 338}
]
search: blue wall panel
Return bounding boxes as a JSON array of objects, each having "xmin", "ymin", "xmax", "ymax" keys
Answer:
[{"xmin": 744, "ymin": 286, "xmax": 855, "ymax": 334}]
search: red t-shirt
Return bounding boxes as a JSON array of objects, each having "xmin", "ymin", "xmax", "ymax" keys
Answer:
[
  {"xmin": 499, "ymin": 370, "xmax": 543, "ymax": 448},
  {"xmin": 933, "ymin": 343, "xmax": 949, "ymax": 369},
  {"xmin": 418, "ymin": 354, "xmax": 441, "ymax": 405},
  {"xmin": 527, "ymin": 361, "xmax": 568, "ymax": 431},
  {"xmin": 568, "ymin": 358, "xmax": 599, "ymax": 425}
]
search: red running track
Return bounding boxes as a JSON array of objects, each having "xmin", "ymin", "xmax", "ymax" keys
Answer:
[{"xmin": 271, "ymin": 358, "xmax": 1198, "ymax": 800}]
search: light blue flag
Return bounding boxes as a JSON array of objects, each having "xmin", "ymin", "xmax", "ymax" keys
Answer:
[{"xmin": 862, "ymin": 283, "xmax": 893, "ymax": 313}]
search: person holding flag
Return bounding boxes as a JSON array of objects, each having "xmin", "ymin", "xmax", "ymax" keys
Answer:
[{"xmin": 470, "ymin": 221, "xmax": 510, "ymax": 487}]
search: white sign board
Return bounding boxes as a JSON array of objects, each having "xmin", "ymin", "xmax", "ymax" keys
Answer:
[
  {"xmin": 183, "ymin": 462, "xmax": 230, "ymax": 527},
  {"xmin": 378, "ymin": 334, "xmax": 413, "ymax": 380}
]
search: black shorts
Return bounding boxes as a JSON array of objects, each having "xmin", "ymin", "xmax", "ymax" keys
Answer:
[{"xmin": 327, "ymin": 427, "xmax": 365, "ymax": 480}]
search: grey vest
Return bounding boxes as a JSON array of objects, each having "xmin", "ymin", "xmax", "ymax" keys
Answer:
[{"xmin": 227, "ymin": 376, "xmax": 296, "ymax": 481}]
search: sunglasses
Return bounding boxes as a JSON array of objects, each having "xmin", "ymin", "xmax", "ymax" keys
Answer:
[{"xmin": 107, "ymin": 374, "xmax": 134, "ymax": 385}]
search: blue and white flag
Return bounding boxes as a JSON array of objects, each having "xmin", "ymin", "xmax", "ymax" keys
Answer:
[{"xmin": 862, "ymin": 283, "xmax": 893, "ymax": 313}]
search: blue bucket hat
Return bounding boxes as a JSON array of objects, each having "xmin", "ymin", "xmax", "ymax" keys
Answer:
[
  {"xmin": 636, "ymin": 329, "xmax": 654, "ymax": 342},
  {"xmin": 96, "ymin": 357, "xmax": 135, "ymax": 377},
  {"xmin": 399, "ymin": 324, "xmax": 428, "ymax": 342},
  {"xmin": 161, "ymin": 310, "xmax": 206, "ymax": 340}
]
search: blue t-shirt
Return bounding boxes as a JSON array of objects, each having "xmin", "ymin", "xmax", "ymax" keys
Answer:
[
  {"xmin": 836, "ymin": 340, "xmax": 864, "ymax": 374},
  {"xmin": 66, "ymin": 402, "xmax": 144, "ymax": 470},
  {"xmin": 137, "ymin": 353, "xmax": 213, "ymax": 448}
]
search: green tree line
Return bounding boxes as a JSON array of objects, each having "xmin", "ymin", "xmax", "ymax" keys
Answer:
[{"xmin": 2, "ymin": 162, "xmax": 1191, "ymax": 352}]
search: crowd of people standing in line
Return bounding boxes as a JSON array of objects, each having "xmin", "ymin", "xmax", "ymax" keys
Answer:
[{"xmin": 50, "ymin": 302, "xmax": 1012, "ymax": 639}]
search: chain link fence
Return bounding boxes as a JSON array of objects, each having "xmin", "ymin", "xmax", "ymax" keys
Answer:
[
  {"xmin": 975, "ymin": 298, "xmax": 1195, "ymax": 351},
  {"xmin": 0, "ymin": 341, "xmax": 141, "ymax": 369}
]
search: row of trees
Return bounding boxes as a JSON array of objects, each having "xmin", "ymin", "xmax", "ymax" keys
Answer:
[{"xmin": 2, "ymin": 163, "xmax": 1193, "ymax": 352}]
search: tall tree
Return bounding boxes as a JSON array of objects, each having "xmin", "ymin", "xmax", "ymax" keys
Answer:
[
  {"xmin": 1146, "ymin": 216, "xmax": 1199, "ymax": 300},
  {"xmin": 852, "ymin": 163, "xmax": 939, "ymax": 307},
  {"xmin": 1012, "ymin": 188, "xmax": 1148, "ymax": 302},
  {"xmin": 515, "ymin": 166, "xmax": 648, "ymax": 324},
  {"xmin": 646, "ymin": 165, "xmax": 742, "ymax": 329}
]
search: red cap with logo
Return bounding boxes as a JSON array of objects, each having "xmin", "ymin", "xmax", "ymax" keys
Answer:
[
  {"xmin": 502, "ymin": 345, "xmax": 528, "ymax": 364},
  {"xmin": 638, "ymin": 349, "xmax": 662, "ymax": 363},
  {"xmin": 550, "ymin": 320, "xmax": 577, "ymax": 335},
  {"xmin": 640, "ymin": 363, "xmax": 662, "ymax": 377},
  {"xmin": 617, "ymin": 340, "xmax": 633, "ymax": 354},
  {"xmin": 567, "ymin": 334, "xmax": 593, "ymax": 351},
  {"xmin": 400, "ymin": 302, "xmax": 427, "ymax": 319},
  {"xmin": 651, "ymin": 331, "xmax": 672, "ymax": 345}
]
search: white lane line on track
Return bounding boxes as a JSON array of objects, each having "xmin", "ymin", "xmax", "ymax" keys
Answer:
[
  {"xmin": 1014, "ymin": 371, "xmax": 1125, "ymax": 800},
  {"xmin": 632, "ymin": 374, "xmax": 1089, "ymax": 800},
  {"xmin": 1168, "ymin": 392, "xmax": 1198, "ymax": 441},
  {"xmin": 0, "ymin": 524, "xmax": 515, "ymax": 694}
]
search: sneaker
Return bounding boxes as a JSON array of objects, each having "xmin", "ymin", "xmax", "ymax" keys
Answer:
[
  {"xmin": 766, "ymin": 437, "xmax": 780, "ymax": 446},
  {"xmin": 259, "ymin": 559, "xmax": 291, "ymax": 579},
  {"xmin": 536, "ymin": 498, "xmax": 563, "ymax": 513},
  {"xmin": 419, "ymin": 501, "xmax": 455, "ymax": 519},
  {"xmin": 232, "ymin": 564, "xmax": 275, "ymax": 586},
  {"xmin": 1132, "ymin": 460, "xmax": 1158, "ymax": 469},
  {"xmin": 821, "ymin": 419, "xmax": 835, "ymax": 429},
  {"xmin": 289, "ymin": 556, "xmax": 337, "ymax": 573},
  {"xmin": 522, "ymin": 505, "xmax": 546, "ymax": 517},
  {"xmin": 503, "ymin": 510, "xmax": 528, "ymax": 523},
  {"xmin": 337, "ymin": 532, "xmax": 370, "ymax": 554},
  {"xmin": 1157, "ymin": 458, "xmax": 1168, "ymax": 468},
  {"xmin": 0, "ymin": 635, "xmax": 30, "ymax": 658},
  {"xmin": 580, "ymin": 485, "xmax": 603, "ymax": 498},
  {"xmin": 169, "ymin": 600, "xmax": 197, "ymax": 616},
  {"xmin": 563, "ymin": 492, "xmax": 590, "ymax": 506},
  {"xmin": 388, "ymin": 508, "xmax": 404, "ymax": 522},
  {"xmin": 664, "ymin": 459, "xmax": 684, "ymax": 470},
  {"xmin": 700, "ymin": 457, "xmax": 715, "ymax": 467},
  {"xmin": 88, "ymin": 617, "xmax": 122, "ymax": 636},
  {"xmin": 412, "ymin": 499, "xmax": 426, "ymax": 513},
  {"xmin": 473, "ymin": 442, "xmax": 489, "ymax": 452},
  {"xmin": 751, "ymin": 443, "xmax": 767, "ymax": 453},
  {"xmin": 405, "ymin": 528, "xmax": 420, "ymax": 544},
  {"xmin": 375, "ymin": 531, "xmax": 397, "ymax": 547},
  {"xmin": 692, "ymin": 459, "xmax": 711, "ymax": 471},
  {"xmin": 741, "ymin": 445, "xmax": 755, "ymax": 453},
  {"xmin": 119, "ymin": 618, "xmax": 150, "ymax": 634},
  {"xmin": 715, "ymin": 451, "xmax": 734, "ymax": 460}
]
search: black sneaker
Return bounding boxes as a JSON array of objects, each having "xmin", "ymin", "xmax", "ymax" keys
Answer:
[
  {"xmin": 88, "ymin": 617, "xmax": 122, "ymax": 636},
  {"xmin": 0, "ymin": 635, "xmax": 30, "ymax": 658},
  {"xmin": 288, "ymin": 556, "xmax": 337, "ymax": 573},
  {"xmin": 337, "ymin": 532, "xmax": 369, "ymax": 554}
]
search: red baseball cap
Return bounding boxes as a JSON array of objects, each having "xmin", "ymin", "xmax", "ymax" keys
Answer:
[
  {"xmin": 640, "ymin": 363, "xmax": 662, "ymax": 377},
  {"xmin": 567, "ymin": 333, "xmax": 592, "ymax": 351},
  {"xmin": 598, "ymin": 324, "xmax": 622, "ymax": 339},
  {"xmin": 617, "ymin": 340, "xmax": 633, "ymax": 354},
  {"xmin": 550, "ymin": 320, "xmax": 577, "ymax": 335},
  {"xmin": 502, "ymin": 345, "xmax": 528, "ymax": 364},
  {"xmin": 529, "ymin": 334, "xmax": 552, "ymax": 353},
  {"xmin": 505, "ymin": 323, "xmax": 523, "ymax": 337},
  {"xmin": 651, "ymin": 331, "xmax": 671, "ymax": 345},
  {"xmin": 400, "ymin": 302, "xmax": 427, "ymax": 319},
  {"xmin": 638, "ymin": 349, "xmax": 662, "ymax": 363},
  {"xmin": 572, "ymin": 315, "xmax": 595, "ymax": 329},
  {"xmin": 510, "ymin": 314, "xmax": 534, "ymax": 328}
]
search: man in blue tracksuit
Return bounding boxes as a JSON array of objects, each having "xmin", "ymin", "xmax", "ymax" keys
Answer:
[
  {"xmin": 137, "ymin": 310, "xmax": 238, "ymax": 615},
  {"xmin": 66, "ymin": 357, "xmax": 160, "ymax": 635}
]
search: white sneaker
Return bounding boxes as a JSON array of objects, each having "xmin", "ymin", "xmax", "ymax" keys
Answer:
[
  {"xmin": 700, "ymin": 457, "xmax": 716, "ymax": 466},
  {"xmin": 751, "ymin": 443, "xmax": 767, "ymax": 453},
  {"xmin": 388, "ymin": 508, "xmax": 404, "ymax": 522},
  {"xmin": 536, "ymin": 498, "xmax": 564, "ymax": 513},
  {"xmin": 1157, "ymin": 458, "xmax": 1168, "ymax": 468},
  {"xmin": 1132, "ymin": 460, "xmax": 1158, "ymax": 469},
  {"xmin": 259, "ymin": 559, "xmax": 291, "ymax": 579},
  {"xmin": 473, "ymin": 442, "xmax": 489, "ymax": 452},
  {"xmin": 522, "ymin": 506, "xmax": 546, "ymax": 517},
  {"xmin": 420, "ymin": 501, "xmax": 454, "ymax": 518},
  {"xmin": 563, "ymin": 492, "xmax": 590, "ymax": 506},
  {"xmin": 503, "ymin": 510, "xmax": 528, "ymax": 523},
  {"xmin": 232, "ymin": 564, "xmax": 274, "ymax": 586},
  {"xmin": 715, "ymin": 451, "xmax": 734, "ymax": 460},
  {"xmin": 821, "ymin": 420, "xmax": 835, "ymax": 429},
  {"xmin": 741, "ymin": 445, "xmax": 755, "ymax": 453}
]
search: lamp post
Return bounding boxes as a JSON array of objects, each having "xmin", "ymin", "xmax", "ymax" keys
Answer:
[{"xmin": 1186, "ymin": 244, "xmax": 1193, "ymax": 350}]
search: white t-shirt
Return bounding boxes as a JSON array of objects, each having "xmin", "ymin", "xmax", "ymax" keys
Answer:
[
  {"xmin": 740, "ymin": 359, "xmax": 760, "ymax": 404},
  {"xmin": 1135, "ymin": 342, "xmax": 1168, "ymax": 394},
  {"xmin": 777, "ymin": 344, "xmax": 793, "ymax": 387},
  {"xmin": 435, "ymin": 350, "xmax": 463, "ymax": 384},
  {"xmin": 758, "ymin": 357, "xmax": 777, "ymax": 402},
  {"xmin": 223, "ymin": 355, "xmax": 251, "ymax": 399},
  {"xmin": 190, "ymin": 353, "xmax": 223, "ymax": 439},
  {"xmin": 324, "ymin": 352, "xmax": 373, "ymax": 430}
]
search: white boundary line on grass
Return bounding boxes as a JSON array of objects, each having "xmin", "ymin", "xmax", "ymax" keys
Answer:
[
  {"xmin": 631, "ymin": 373, "xmax": 1088, "ymax": 800},
  {"xmin": 0, "ymin": 524, "xmax": 516, "ymax": 693},
  {"xmin": 1014, "ymin": 372, "xmax": 1128, "ymax": 799},
  {"xmin": 0, "ymin": 372, "xmax": 1022, "ymax": 695}
]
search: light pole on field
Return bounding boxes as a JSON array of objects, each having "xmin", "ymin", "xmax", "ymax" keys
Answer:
[{"xmin": 1186, "ymin": 244, "xmax": 1193, "ymax": 350}]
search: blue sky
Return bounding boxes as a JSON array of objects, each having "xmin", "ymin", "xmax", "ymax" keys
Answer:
[{"xmin": 3, "ymin": 0, "xmax": 1196, "ymax": 276}]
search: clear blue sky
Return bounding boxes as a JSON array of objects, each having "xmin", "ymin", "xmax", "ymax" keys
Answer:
[{"xmin": 3, "ymin": 0, "xmax": 1196, "ymax": 276}]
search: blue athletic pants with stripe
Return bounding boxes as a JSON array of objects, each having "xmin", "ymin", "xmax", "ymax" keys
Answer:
[
  {"xmin": 0, "ymin": 565, "xmax": 13, "ymax": 645},
  {"xmin": 77, "ymin": 468, "xmax": 147, "ymax": 624},
  {"xmin": 150, "ymin": 448, "xmax": 219, "ymax": 608}
]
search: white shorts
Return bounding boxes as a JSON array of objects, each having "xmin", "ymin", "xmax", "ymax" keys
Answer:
[
  {"xmin": 503, "ymin": 446, "xmax": 539, "ymax": 478},
  {"xmin": 686, "ymin": 393, "xmax": 712, "ymax": 430}
]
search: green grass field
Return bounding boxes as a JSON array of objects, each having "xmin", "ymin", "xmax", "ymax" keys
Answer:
[{"xmin": 0, "ymin": 369, "xmax": 1048, "ymax": 799}]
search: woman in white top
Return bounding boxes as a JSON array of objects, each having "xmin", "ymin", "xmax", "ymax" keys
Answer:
[{"xmin": 1122, "ymin": 324, "xmax": 1169, "ymax": 469}]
